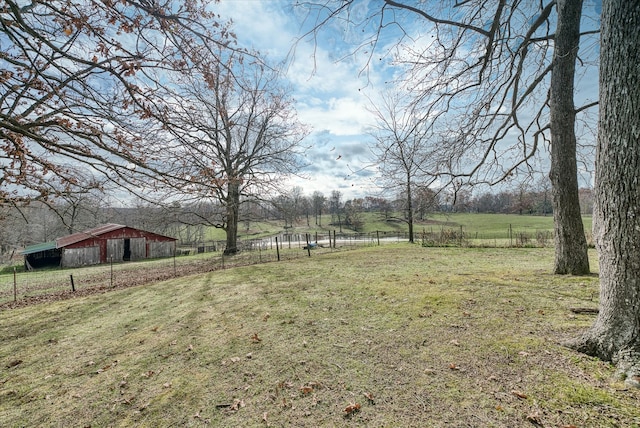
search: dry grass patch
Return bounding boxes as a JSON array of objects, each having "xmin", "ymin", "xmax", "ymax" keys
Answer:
[{"xmin": 1, "ymin": 245, "xmax": 638, "ymax": 427}]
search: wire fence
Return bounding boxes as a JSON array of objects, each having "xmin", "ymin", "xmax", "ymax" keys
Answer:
[
  {"xmin": 0, "ymin": 226, "xmax": 560, "ymax": 308},
  {"xmin": 0, "ymin": 231, "xmax": 401, "ymax": 308}
]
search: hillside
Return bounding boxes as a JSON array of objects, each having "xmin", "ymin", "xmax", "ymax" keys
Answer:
[{"xmin": 1, "ymin": 245, "xmax": 637, "ymax": 427}]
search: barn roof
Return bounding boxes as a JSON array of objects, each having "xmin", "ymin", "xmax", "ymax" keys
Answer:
[
  {"xmin": 22, "ymin": 241, "xmax": 57, "ymax": 255},
  {"xmin": 22, "ymin": 224, "xmax": 176, "ymax": 255},
  {"xmin": 56, "ymin": 223, "xmax": 127, "ymax": 248}
]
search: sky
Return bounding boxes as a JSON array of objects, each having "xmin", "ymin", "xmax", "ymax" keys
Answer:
[
  {"xmin": 212, "ymin": 0, "xmax": 601, "ymax": 201},
  {"xmin": 214, "ymin": 0, "xmax": 391, "ymax": 199}
]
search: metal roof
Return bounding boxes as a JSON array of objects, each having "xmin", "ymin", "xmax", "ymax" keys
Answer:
[
  {"xmin": 55, "ymin": 223, "xmax": 126, "ymax": 248},
  {"xmin": 21, "ymin": 224, "xmax": 176, "ymax": 255},
  {"xmin": 21, "ymin": 241, "xmax": 57, "ymax": 255}
]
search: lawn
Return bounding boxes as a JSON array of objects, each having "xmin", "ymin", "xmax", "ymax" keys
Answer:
[{"xmin": 1, "ymin": 245, "xmax": 637, "ymax": 427}]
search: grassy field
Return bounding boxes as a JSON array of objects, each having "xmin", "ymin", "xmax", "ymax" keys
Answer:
[
  {"xmin": 1, "ymin": 244, "xmax": 638, "ymax": 427},
  {"xmin": 233, "ymin": 212, "xmax": 591, "ymax": 236}
]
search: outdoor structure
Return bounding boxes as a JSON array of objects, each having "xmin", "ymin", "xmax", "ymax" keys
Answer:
[{"xmin": 22, "ymin": 224, "xmax": 177, "ymax": 269}]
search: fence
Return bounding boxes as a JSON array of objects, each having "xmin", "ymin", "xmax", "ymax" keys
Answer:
[
  {"xmin": 0, "ymin": 226, "xmax": 563, "ymax": 308},
  {"xmin": 0, "ymin": 231, "xmax": 402, "ymax": 307}
]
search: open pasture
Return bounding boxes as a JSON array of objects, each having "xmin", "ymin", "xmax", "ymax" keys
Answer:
[{"xmin": 1, "ymin": 245, "xmax": 637, "ymax": 427}]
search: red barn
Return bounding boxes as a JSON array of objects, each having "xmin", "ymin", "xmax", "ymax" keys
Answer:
[{"xmin": 22, "ymin": 224, "xmax": 177, "ymax": 269}]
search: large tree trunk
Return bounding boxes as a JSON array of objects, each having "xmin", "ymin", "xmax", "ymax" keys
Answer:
[
  {"xmin": 567, "ymin": 0, "xmax": 640, "ymax": 386},
  {"xmin": 224, "ymin": 181, "xmax": 240, "ymax": 255},
  {"xmin": 548, "ymin": 0, "xmax": 590, "ymax": 275}
]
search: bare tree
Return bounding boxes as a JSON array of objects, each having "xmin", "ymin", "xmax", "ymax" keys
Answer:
[
  {"xmin": 298, "ymin": 0, "xmax": 598, "ymax": 274},
  {"xmin": 413, "ymin": 186, "xmax": 438, "ymax": 221},
  {"xmin": 369, "ymin": 90, "xmax": 437, "ymax": 242},
  {"xmin": 344, "ymin": 198, "xmax": 365, "ymax": 231},
  {"xmin": 548, "ymin": 0, "xmax": 590, "ymax": 273},
  {"xmin": 0, "ymin": 0, "xmax": 235, "ymax": 205},
  {"xmin": 567, "ymin": 0, "xmax": 640, "ymax": 386},
  {"xmin": 157, "ymin": 50, "xmax": 309, "ymax": 254},
  {"xmin": 273, "ymin": 186, "xmax": 306, "ymax": 229},
  {"xmin": 311, "ymin": 191, "xmax": 326, "ymax": 226},
  {"xmin": 329, "ymin": 190, "xmax": 343, "ymax": 232}
]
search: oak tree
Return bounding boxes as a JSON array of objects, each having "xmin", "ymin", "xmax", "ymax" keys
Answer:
[
  {"xmin": 298, "ymin": 0, "xmax": 598, "ymax": 274},
  {"xmin": 568, "ymin": 0, "xmax": 640, "ymax": 385},
  {"xmin": 155, "ymin": 50, "xmax": 308, "ymax": 254},
  {"xmin": 1, "ymin": 0, "xmax": 234, "ymax": 204}
]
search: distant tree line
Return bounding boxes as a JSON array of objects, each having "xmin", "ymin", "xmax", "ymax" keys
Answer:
[{"xmin": 0, "ymin": 183, "xmax": 594, "ymax": 257}]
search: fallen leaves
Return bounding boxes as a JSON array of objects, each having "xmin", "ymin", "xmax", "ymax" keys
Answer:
[
  {"xmin": 299, "ymin": 385, "xmax": 313, "ymax": 395},
  {"xmin": 299, "ymin": 381, "xmax": 322, "ymax": 395},
  {"xmin": 363, "ymin": 392, "xmax": 375, "ymax": 404},
  {"xmin": 251, "ymin": 333, "xmax": 262, "ymax": 343},
  {"xmin": 511, "ymin": 390, "xmax": 528, "ymax": 399},
  {"xmin": 95, "ymin": 360, "xmax": 118, "ymax": 374},
  {"xmin": 343, "ymin": 402, "xmax": 361, "ymax": 416}
]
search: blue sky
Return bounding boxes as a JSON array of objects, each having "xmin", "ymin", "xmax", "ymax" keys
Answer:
[
  {"xmin": 213, "ymin": 0, "xmax": 601, "ymax": 200},
  {"xmin": 214, "ymin": 0, "xmax": 390, "ymax": 199}
]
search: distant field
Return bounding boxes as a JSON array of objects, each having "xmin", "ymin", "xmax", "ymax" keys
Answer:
[
  {"xmin": 205, "ymin": 212, "xmax": 592, "ymax": 243},
  {"xmin": 1, "ymin": 245, "xmax": 638, "ymax": 427}
]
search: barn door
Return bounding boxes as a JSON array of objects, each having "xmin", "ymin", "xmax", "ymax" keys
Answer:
[
  {"xmin": 129, "ymin": 237, "xmax": 146, "ymax": 261},
  {"xmin": 107, "ymin": 238, "xmax": 124, "ymax": 262},
  {"xmin": 107, "ymin": 237, "xmax": 146, "ymax": 262}
]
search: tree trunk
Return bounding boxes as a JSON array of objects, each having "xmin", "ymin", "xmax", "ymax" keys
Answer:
[
  {"xmin": 224, "ymin": 181, "xmax": 240, "ymax": 255},
  {"xmin": 548, "ymin": 0, "xmax": 590, "ymax": 275},
  {"xmin": 566, "ymin": 0, "xmax": 640, "ymax": 386},
  {"xmin": 406, "ymin": 173, "xmax": 414, "ymax": 243}
]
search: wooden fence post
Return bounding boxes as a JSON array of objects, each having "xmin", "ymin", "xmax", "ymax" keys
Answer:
[
  {"xmin": 509, "ymin": 224, "xmax": 513, "ymax": 247},
  {"xmin": 275, "ymin": 236, "xmax": 280, "ymax": 261},
  {"xmin": 13, "ymin": 267, "xmax": 17, "ymax": 302},
  {"xmin": 70, "ymin": 275, "xmax": 75, "ymax": 292}
]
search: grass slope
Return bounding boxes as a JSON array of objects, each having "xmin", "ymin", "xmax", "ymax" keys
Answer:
[
  {"xmin": 1, "ymin": 245, "xmax": 638, "ymax": 427},
  {"xmin": 224, "ymin": 212, "xmax": 592, "ymax": 241}
]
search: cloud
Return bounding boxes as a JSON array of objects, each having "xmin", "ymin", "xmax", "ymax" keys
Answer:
[
  {"xmin": 298, "ymin": 97, "xmax": 372, "ymax": 136},
  {"xmin": 211, "ymin": 1, "xmax": 387, "ymax": 198}
]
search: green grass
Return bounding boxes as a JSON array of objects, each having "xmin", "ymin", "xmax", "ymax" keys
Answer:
[
  {"xmin": 190, "ymin": 212, "xmax": 592, "ymax": 248},
  {"xmin": 262, "ymin": 212, "xmax": 589, "ymax": 237},
  {"xmin": 1, "ymin": 245, "xmax": 637, "ymax": 427},
  {"xmin": 435, "ymin": 212, "xmax": 590, "ymax": 233}
]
